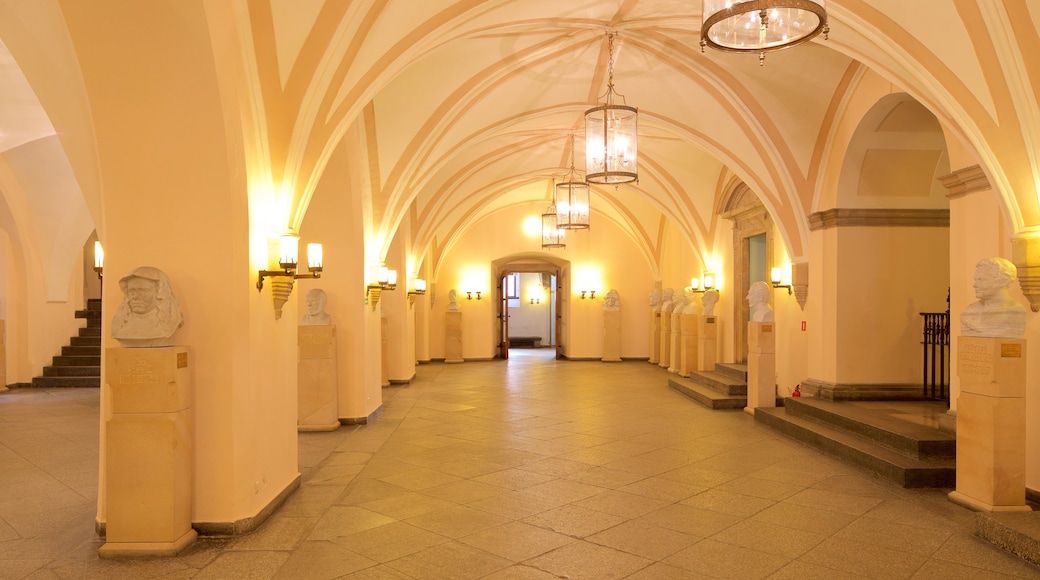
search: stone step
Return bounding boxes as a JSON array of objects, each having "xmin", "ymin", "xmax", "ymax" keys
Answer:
[
  {"xmin": 714, "ymin": 363, "xmax": 747, "ymax": 382},
  {"xmin": 52, "ymin": 355, "xmax": 101, "ymax": 367},
  {"xmin": 685, "ymin": 370, "xmax": 747, "ymax": 396},
  {"xmin": 43, "ymin": 365, "xmax": 100, "ymax": 377},
  {"xmin": 30, "ymin": 376, "xmax": 100, "ymax": 388},
  {"xmin": 755, "ymin": 406, "xmax": 955, "ymax": 488},
  {"xmin": 70, "ymin": 336, "xmax": 102, "ymax": 347},
  {"xmin": 78, "ymin": 327, "xmax": 102, "ymax": 337},
  {"xmin": 668, "ymin": 377, "xmax": 746, "ymax": 410},
  {"xmin": 976, "ymin": 512, "xmax": 1040, "ymax": 568},
  {"xmin": 62, "ymin": 345, "xmax": 101, "ymax": 357},
  {"xmin": 87, "ymin": 298, "xmax": 102, "ymax": 311},
  {"xmin": 782, "ymin": 397, "xmax": 955, "ymax": 459}
]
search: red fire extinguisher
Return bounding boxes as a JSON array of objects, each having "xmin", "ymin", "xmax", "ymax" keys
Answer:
[{"xmin": 792, "ymin": 385, "xmax": 801, "ymax": 397}]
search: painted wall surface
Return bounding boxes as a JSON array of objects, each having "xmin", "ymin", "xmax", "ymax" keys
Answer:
[
  {"xmin": 431, "ymin": 204, "xmax": 652, "ymax": 361},
  {"xmin": 835, "ymin": 226, "xmax": 950, "ymax": 385}
]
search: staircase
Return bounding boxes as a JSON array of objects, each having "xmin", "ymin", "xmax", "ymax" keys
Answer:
[
  {"xmin": 668, "ymin": 363, "xmax": 749, "ymax": 410},
  {"xmin": 755, "ymin": 397, "xmax": 956, "ymax": 488},
  {"xmin": 31, "ymin": 299, "xmax": 101, "ymax": 388}
]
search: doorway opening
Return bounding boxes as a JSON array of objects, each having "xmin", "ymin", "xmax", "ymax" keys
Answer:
[{"xmin": 501, "ymin": 271, "xmax": 557, "ymax": 353}]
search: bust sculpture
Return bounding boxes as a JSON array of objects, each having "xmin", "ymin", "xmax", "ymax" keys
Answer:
[
  {"xmin": 648, "ymin": 288, "xmax": 662, "ymax": 312},
  {"xmin": 660, "ymin": 288, "xmax": 676, "ymax": 313},
  {"xmin": 747, "ymin": 281, "xmax": 773, "ymax": 323},
  {"xmin": 701, "ymin": 289, "xmax": 720, "ymax": 317},
  {"xmin": 603, "ymin": 289, "xmax": 620, "ymax": 311},
  {"xmin": 301, "ymin": 288, "xmax": 331, "ymax": 326},
  {"xmin": 960, "ymin": 257, "xmax": 1026, "ymax": 338},
  {"xmin": 111, "ymin": 266, "xmax": 184, "ymax": 347},
  {"xmin": 681, "ymin": 287, "xmax": 698, "ymax": 315},
  {"xmin": 447, "ymin": 289, "xmax": 460, "ymax": 312}
]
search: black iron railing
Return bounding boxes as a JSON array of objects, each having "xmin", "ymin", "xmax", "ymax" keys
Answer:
[{"xmin": 920, "ymin": 311, "xmax": 950, "ymax": 401}]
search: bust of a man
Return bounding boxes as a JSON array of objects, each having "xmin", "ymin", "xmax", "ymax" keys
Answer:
[
  {"xmin": 681, "ymin": 287, "xmax": 699, "ymax": 315},
  {"xmin": 960, "ymin": 257, "xmax": 1026, "ymax": 338},
  {"xmin": 301, "ymin": 288, "xmax": 331, "ymax": 326},
  {"xmin": 648, "ymin": 288, "xmax": 662, "ymax": 312},
  {"xmin": 111, "ymin": 266, "xmax": 184, "ymax": 347},
  {"xmin": 701, "ymin": 289, "xmax": 720, "ymax": 317},
  {"xmin": 603, "ymin": 289, "xmax": 620, "ymax": 311},
  {"xmin": 447, "ymin": 289, "xmax": 460, "ymax": 312},
  {"xmin": 747, "ymin": 281, "xmax": 773, "ymax": 323},
  {"xmin": 660, "ymin": 288, "xmax": 676, "ymax": 313}
]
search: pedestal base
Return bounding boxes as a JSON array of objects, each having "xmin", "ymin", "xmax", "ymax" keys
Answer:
[
  {"xmin": 745, "ymin": 322, "xmax": 776, "ymax": 414},
  {"xmin": 99, "ymin": 529, "xmax": 198, "ymax": 559},
  {"xmin": 299, "ymin": 326, "xmax": 339, "ymax": 432},
  {"xmin": 602, "ymin": 310, "xmax": 621, "ymax": 362},
  {"xmin": 658, "ymin": 317, "xmax": 672, "ymax": 369},
  {"xmin": 947, "ymin": 491, "xmax": 1033, "ymax": 513},
  {"xmin": 696, "ymin": 316, "xmax": 718, "ymax": 372},
  {"xmin": 445, "ymin": 311, "xmax": 463, "ymax": 363}
]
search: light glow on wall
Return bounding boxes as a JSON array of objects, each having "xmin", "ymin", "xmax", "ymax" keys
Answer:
[
  {"xmin": 573, "ymin": 265, "xmax": 604, "ymax": 296},
  {"xmin": 460, "ymin": 266, "xmax": 489, "ymax": 295},
  {"xmin": 523, "ymin": 216, "xmax": 541, "ymax": 237}
]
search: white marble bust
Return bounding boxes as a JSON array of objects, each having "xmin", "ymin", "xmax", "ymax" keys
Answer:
[
  {"xmin": 648, "ymin": 288, "xmax": 662, "ymax": 312},
  {"xmin": 660, "ymin": 288, "xmax": 676, "ymax": 313},
  {"xmin": 301, "ymin": 288, "xmax": 331, "ymax": 326},
  {"xmin": 447, "ymin": 289, "xmax": 460, "ymax": 312},
  {"xmin": 603, "ymin": 289, "xmax": 620, "ymax": 311},
  {"xmin": 701, "ymin": 289, "xmax": 720, "ymax": 317},
  {"xmin": 747, "ymin": 281, "xmax": 773, "ymax": 323},
  {"xmin": 960, "ymin": 257, "xmax": 1026, "ymax": 338},
  {"xmin": 681, "ymin": 288, "xmax": 699, "ymax": 315},
  {"xmin": 111, "ymin": 266, "xmax": 184, "ymax": 347}
]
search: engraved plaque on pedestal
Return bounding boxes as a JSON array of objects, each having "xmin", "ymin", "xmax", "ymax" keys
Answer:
[
  {"xmin": 298, "ymin": 326, "xmax": 339, "ymax": 432},
  {"xmin": 100, "ymin": 346, "xmax": 196, "ymax": 558}
]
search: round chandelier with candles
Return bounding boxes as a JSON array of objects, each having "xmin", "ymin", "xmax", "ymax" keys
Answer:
[{"xmin": 701, "ymin": 0, "xmax": 829, "ymax": 65}]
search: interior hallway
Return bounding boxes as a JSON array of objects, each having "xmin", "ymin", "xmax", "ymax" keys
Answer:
[{"xmin": 1, "ymin": 350, "xmax": 1037, "ymax": 579}]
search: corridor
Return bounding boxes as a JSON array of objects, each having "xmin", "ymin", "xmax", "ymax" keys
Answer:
[{"xmin": 1, "ymin": 351, "xmax": 1037, "ymax": 578}]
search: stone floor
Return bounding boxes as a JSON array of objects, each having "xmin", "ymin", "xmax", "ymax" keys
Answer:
[{"xmin": 1, "ymin": 349, "xmax": 1038, "ymax": 579}]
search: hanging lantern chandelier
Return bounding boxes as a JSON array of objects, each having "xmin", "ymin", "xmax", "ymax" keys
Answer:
[
  {"xmin": 700, "ymin": 0, "xmax": 829, "ymax": 66},
  {"xmin": 557, "ymin": 134, "xmax": 590, "ymax": 230},
  {"xmin": 585, "ymin": 32, "xmax": 638, "ymax": 185},
  {"xmin": 541, "ymin": 181, "xmax": 566, "ymax": 249}
]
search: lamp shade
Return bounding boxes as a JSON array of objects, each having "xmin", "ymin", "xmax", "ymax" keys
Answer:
[
  {"xmin": 307, "ymin": 243, "xmax": 323, "ymax": 270},
  {"xmin": 585, "ymin": 103, "xmax": 638, "ymax": 184},
  {"xmin": 541, "ymin": 205, "xmax": 566, "ymax": 249},
  {"xmin": 702, "ymin": 0, "xmax": 827, "ymax": 55},
  {"xmin": 93, "ymin": 241, "xmax": 105, "ymax": 270},
  {"xmin": 556, "ymin": 180, "xmax": 590, "ymax": 230},
  {"xmin": 279, "ymin": 235, "xmax": 299, "ymax": 267}
]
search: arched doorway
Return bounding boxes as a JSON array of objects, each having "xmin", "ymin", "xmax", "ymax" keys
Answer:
[{"xmin": 493, "ymin": 254, "xmax": 569, "ymax": 360}]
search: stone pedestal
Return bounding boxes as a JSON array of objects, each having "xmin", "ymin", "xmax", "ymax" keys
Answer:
[
  {"xmin": 100, "ymin": 347, "xmax": 196, "ymax": 558},
  {"xmin": 298, "ymin": 326, "xmax": 339, "ymax": 432},
  {"xmin": 745, "ymin": 322, "xmax": 776, "ymax": 415},
  {"xmin": 679, "ymin": 313, "xmax": 699, "ymax": 377},
  {"xmin": 668, "ymin": 314, "xmax": 682, "ymax": 373},
  {"xmin": 696, "ymin": 316, "xmax": 717, "ymax": 372},
  {"xmin": 649, "ymin": 312, "xmax": 661, "ymax": 364},
  {"xmin": 948, "ymin": 337, "xmax": 1030, "ymax": 512},
  {"xmin": 602, "ymin": 310, "xmax": 621, "ymax": 362},
  {"xmin": 445, "ymin": 311, "xmax": 463, "ymax": 363},
  {"xmin": 658, "ymin": 312, "xmax": 672, "ymax": 369},
  {"xmin": 380, "ymin": 316, "xmax": 390, "ymax": 386}
]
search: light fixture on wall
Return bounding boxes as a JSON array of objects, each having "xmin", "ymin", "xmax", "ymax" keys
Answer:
[
  {"xmin": 256, "ymin": 235, "xmax": 324, "ymax": 319},
  {"xmin": 466, "ymin": 291, "xmax": 482, "ymax": 300},
  {"xmin": 700, "ymin": 0, "xmax": 829, "ymax": 66},
  {"xmin": 580, "ymin": 290, "xmax": 597, "ymax": 300},
  {"xmin": 407, "ymin": 278, "xmax": 427, "ymax": 304},
  {"xmin": 541, "ymin": 193, "xmax": 566, "ymax": 249},
  {"xmin": 366, "ymin": 264, "xmax": 398, "ymax": 306},
  {"xmin": 557, "ymin": 134, "xmax": 590, "ymax": 230},
  {"xmin": 690, "ymin": 272, "xmax": 716, "ymax": 294},
  {"xmin": 529, "ymin": 297, "xmax": 541, "ymax": 305},
  {"xmin": 93, "ymin": 241, "xmax": 104, "ymax": 280},
  {"xmin": 585, "ymin": 32, "xmax": 638, "ymax": 185},
  {"xmin": 771, "ymin": 267, "xmax": 792, "ymax": 295}
]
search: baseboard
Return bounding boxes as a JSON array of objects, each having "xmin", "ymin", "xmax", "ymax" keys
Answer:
[
  {"xmin": 621, "ymin": 357, "xmax": 650, "ymax": 361},
  {"xmin": 560, "ymin": 355, "xmax": 600, "ymax": 361},
  {"xmin": 416, "ymin": 359, "xmax": 431, "ymax": 364},
  {"xmin": 388, "ymin": 373, "xmax": 415, "ymax": 385},
  {"xmin": 5, "ymin": 382, "xmax": 31, "ymax": 390},
  {"xmin": 340, "ymin": 404, "xmax": 383, "ymax": 426},
  {"xmin": 97, "ymin": 474, "xmax": 302, "ymax": 539},
  {"xmin": 1027, "ymin": 487, "xmax": 1040, "ymax": 507},
  {"xmin": 430, "ymin": 357, "xmax": 446, "ymax": 363},
  {"xmin": 801, "ymin": 379, "xmax": 926, "ymax": 401}
]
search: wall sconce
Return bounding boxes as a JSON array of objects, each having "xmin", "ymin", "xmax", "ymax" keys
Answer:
[
  {"xmin": 407, "ymin": 278, "xmax": 427, "ymax": 304},
  {"xmin": 466, "ymin": 291, "xmax": 482, "ymax": 300},
  {"xmin": 93, "ymin": 241, "xmax": 104, "ymax": 280},
  {"xmin": 257, "ymin": 237, "xmax": 323, "ymax": 291},
  {"xmin": 366, "ymin": 265, "xmax": 399, "ymax": 306},
  {"xmin": 580, "ymin": 290, "xmax": 596, "ymax": 299},
  {"xmin": 529, "ymin": 297, "xmax": 541, "ymax": 304},
  {"xmin": 690, "ymin": 273, "xmax": 716, "ymax": 294},
  {"xmin": 771, "ymin": 267, "xmax": 792, "ymax": 295}
]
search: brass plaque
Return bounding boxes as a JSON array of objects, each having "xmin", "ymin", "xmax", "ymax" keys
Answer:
[
  {"xmin": 1001, "ymin": 343, "xmax": 1022, "ymax": 358},
  {"xmin": 706, "ymin": 317, "xmax": 716, "ymax": 323},
  {"xmin": 762, "ymin": 324, "xmax": 773, "ymax": 333},
  {"xmin": 177, "ymin": 352, "xmax": 188, "ymax": 368}
]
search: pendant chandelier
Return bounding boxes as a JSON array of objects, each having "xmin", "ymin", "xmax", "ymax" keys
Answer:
[
  {"xmin": 585, "ymin": 32, "xmax": 638, "ymax": 185},
  {"xmin": 541, "ymin": 183, "xmax": 566, "ymax": 249},
  {"xmin": 701, "ymin": 0, "xmax": 829, "ymax": 65},
  {"xmin": 557, "ymin": 134, "xmax": 590, "ymax": 230}
]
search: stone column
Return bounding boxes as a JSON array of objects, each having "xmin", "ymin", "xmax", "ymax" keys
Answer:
[
  {"xmin": 298, "ymin": 326, "xmax": 339, "ymax": 431},
  {"xmin": 745, "ymin": 322, "xmax": 776, "ymax": 414},
  {"xmin": 679, "ymin": 311, "xmax": 699, "ymax": 377},
  {"xmin": 948, "ymin": 336, "xmax": 1030, "ymax": 512},
  {"xmin": 100, "ymin": 347, "xmax": 195, "ymax": 558},
  {"xmin": 445, "ymin": 311, "xmax": 463, "ymax": 363},
  {"xmin": 696, "ymin": 315, "xmax": 717, "ymax": 371},
  {"xmin": 602, "ymin": 309, "xmax": 621, "ymax": 362}
]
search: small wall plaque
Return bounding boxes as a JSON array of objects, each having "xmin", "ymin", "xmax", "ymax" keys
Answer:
[
  {"xmin": 762, "ymin": 324, "xmax": 772, "ymax": 333},
  {"xmin": 1001, "ymin": 343, "xmax": 1022, "ymax": 358},
  {"xmin": 706, "ymin": 317, "xmax": 716, "ymax": 323},
  {"xmin": 177, "ymin": 352, "xmax": 188, "ymax": 368}
]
